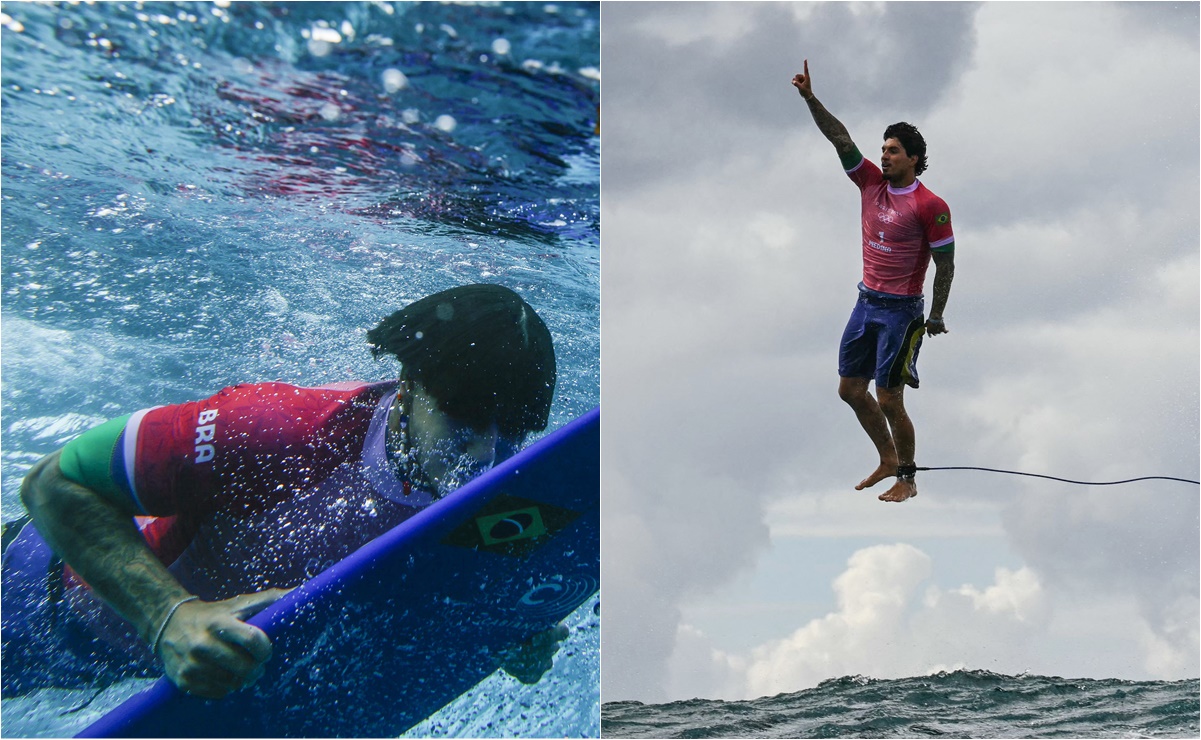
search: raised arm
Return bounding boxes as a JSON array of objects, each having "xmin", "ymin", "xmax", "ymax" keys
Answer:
[
  {"xmin": 791, "ymin": 59, "xmax": 859, "ymax": 161},
  {"xmin": 20, "ymin": 450, "xmax": 284, "ymax": 698}
]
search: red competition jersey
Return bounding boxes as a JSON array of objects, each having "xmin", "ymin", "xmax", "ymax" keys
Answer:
[
  {"xmin": 846, "ymin": 157, "xmax": 954, "ymax": 296},
  {"xmin": 111, "ymin": 381, "xmax": 433, "ymax": 601}
]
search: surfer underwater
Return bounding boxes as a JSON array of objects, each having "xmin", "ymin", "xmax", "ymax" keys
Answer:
[
  {"xmin": 5, "ymin": 283, "xmax": 567, "ymax": 699},
  {"xmin": 792, "ymin": 60, "xmax": 957, "ymax": 503}
]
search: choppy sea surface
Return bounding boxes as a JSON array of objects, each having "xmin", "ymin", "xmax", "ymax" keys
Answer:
[
  {"xmin": 602, "ymin": 671, "xmax": 1200, "ymax": 738},
  {"xmin": 1, "ymin": 1, "xmax": 598, "ymax": 737}
]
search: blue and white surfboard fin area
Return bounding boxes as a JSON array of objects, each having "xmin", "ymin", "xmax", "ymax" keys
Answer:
[{"xmin": 77, "ymin": 406, "xmax": 600, "ymax": 739}]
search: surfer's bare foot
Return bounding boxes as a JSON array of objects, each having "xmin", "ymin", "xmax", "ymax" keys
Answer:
[
  {"xmin": 878, "ymin": 478, "xmax": 917, "ymax": 502},
  {"xmin": 855, "ymin": 460, "xmax": 898, "ymax": 490}
]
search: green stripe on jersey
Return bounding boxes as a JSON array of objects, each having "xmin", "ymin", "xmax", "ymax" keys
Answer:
[
  {"xmin": 59, "ymin": 414, "xmax": 130, "ymax": 502},
  {"xmin": 840, "ymin": 145, "xmax": 863, "ymax": 171}
]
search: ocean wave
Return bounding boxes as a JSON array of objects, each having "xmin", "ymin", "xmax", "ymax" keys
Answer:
[{"xmin": 601, "ymin": 671, "xmax": 1200, "ymax": 738}]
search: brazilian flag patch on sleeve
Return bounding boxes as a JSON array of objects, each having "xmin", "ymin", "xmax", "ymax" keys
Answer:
[{"xmin": 936, "ymin": 213, "xmax": 950, "ymax": 225}]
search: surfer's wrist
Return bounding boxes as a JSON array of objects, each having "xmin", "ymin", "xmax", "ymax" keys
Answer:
[{"xmin": 152, "ymin": 595, "xmax": 199, "ymax": 657}]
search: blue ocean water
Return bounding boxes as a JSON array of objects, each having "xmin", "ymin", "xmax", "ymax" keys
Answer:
[
  {"xmin": 602, "ymin": 671, "xmax": 1201, "ymax": 738},
  {"xmin": 0, "ymin": 1, "xmax": 598, "ymax": 736}
]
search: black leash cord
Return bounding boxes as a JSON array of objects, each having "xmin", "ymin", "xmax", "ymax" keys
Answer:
[{"xmin": 915, "ymin": 466, "xmax": 1199, "ymax": 486}]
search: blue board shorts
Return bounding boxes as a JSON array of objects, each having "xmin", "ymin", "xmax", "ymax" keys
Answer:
[
  {"xmin": 838, "ymin": 285, "xmax": 926, "ymax": 389},
  {"xmin": 1, "ymin": 518, "xmax": 156, "ymax": 694}
]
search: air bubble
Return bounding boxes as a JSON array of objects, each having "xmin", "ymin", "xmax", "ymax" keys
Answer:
[{"xmin": 382, "ymin": 68, "xmax": 408, "ymax": 93}]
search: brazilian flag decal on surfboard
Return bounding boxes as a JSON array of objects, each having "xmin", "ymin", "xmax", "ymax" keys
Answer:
[
  {"xmin": 443, "ymin": 493, "xmax": 580, "ymax": 557},
  {"xmin": 477, "ymin": 506, "xmax": 546, "ymax": 545}
]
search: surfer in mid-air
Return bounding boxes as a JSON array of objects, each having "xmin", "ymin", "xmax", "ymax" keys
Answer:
[
  {"xmin": 6, "ymin": 284, "xmax": 565, "ymax": 698},
  {"xmin": 792, "ymin": 60, "xmax": 957, "ymax": 503}
]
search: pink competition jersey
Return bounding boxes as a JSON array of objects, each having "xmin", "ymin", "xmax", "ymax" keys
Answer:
[
  {"xmin": 846, "ymin": 157, "xmax": 954, "ymax": 296},
  {"xmin": 109, "ymin": 381, "xmax": 435, "ymax": 601}
]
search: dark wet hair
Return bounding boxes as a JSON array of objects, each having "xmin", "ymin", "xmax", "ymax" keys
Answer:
[
  {"xmin": 367, "ymin": 284, "xmax": 556, "ymax": 436},
  {"xmin": 883, "ymin": 122, "xmax": 928, "ymax": 176}
]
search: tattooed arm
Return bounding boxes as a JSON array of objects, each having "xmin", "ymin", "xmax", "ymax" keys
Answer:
[
  {"xmin": 791, "ymin": 59, "xmax": 858, "ymax": 161},
  {"xmin": 20, "ymin": 450, "xmax": 286, "ymax": 698},
  {"xmin": 926, "ymin": 249, "xmax": 955, "ymax": 335}
]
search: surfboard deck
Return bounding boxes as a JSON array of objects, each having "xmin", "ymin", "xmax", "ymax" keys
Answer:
[{"xmin": 77, "ymin": 406, "xmax": 599, "ymax": 738}]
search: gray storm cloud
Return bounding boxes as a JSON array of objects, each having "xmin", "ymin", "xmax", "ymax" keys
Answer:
[{"xmin": 601, "ymin": 2, "xmax": 979, "ymax": 195}]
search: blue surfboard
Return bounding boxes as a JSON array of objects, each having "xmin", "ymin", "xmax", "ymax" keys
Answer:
[{"xmin": 77, "ymin": 406, "xmax": 599, "ymax": 738}]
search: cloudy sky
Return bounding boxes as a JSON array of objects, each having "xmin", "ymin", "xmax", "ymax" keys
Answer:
[{"xmin": 600, "ymin": 2, "xmax": 1199, "ymax": 703}]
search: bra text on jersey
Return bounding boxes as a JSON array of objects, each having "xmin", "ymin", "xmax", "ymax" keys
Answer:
[{"xmin": 195, "ymin": 408, "xmax": 218, "ymax": 463}]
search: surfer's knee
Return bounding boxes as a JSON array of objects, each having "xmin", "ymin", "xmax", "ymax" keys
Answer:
[
  {"xmin": 875, "ymin": 385, "xmax": 907, "ymax": 418},
  {"xmin": 838, "ymin": 377, "xmax": 870, "ymax": 406}
]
